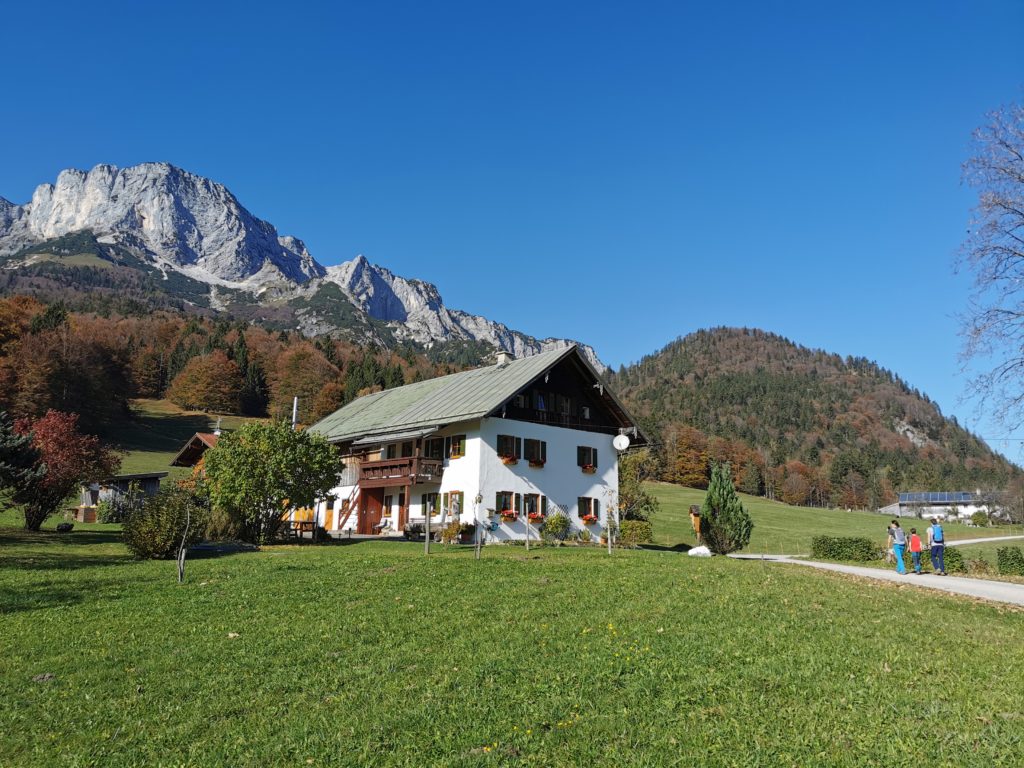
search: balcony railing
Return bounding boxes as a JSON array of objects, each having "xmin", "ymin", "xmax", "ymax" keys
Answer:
[{"xmin": 358, "ymin": 457, "xmax": 444, "ymax": 488}]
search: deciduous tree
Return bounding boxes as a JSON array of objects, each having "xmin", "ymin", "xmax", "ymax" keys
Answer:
[
  {"xmin": 203, "ymin": 421, "xmax": 339, "ymax": 544},
  {"xmin": 13, "ymin": 410, "xmax": 121, "ymax": 531},
  {"xmin": 959, "ymin": 102, "xmax": 1024, "ymax": 425}
]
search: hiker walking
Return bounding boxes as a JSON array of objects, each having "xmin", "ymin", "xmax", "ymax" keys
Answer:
[
  {"xmin": 885, "ymin": 522, "xmax": 895, "ymax": 564},
  {"xmin": 928, "ymin": 517, "xmax": 946, "ymax": 575},
  {"xmin": 889, "ymin": 520, "xmax": 907, "ymax": 574},
  {"xmin": 908, "ymin": 527, "xmax": 923, "ymax": 574}
]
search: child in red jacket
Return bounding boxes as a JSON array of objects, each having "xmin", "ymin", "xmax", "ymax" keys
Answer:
[{"xmin": 908, "ymin": 528, "xmax": 923, "ymax": 574}]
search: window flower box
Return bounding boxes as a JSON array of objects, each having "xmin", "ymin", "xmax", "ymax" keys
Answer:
[
  {"xmin": 581, "ymin": 514, "xmax": 598, "ymax": 524},
  {"xmin": 581, "ymin": 464, "xmax": 596, "ymax": 475},
  {"xmin": 500, "ymin": 511, "xmax": 518, "ymax": 521},
  {"xmin": 500, "ymin": 456, "xmax": 519, "ymax": 466},
  {"xmin": 528, "ymin": 459, "xmax": 546, "ymax": 468},
  {"xmin": 527, "ymin": 512, "xmax": 545, "ymax": 522}
]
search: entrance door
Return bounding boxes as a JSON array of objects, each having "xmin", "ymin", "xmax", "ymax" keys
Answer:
[
  {"xmin": 358, "ymin": 488, "xmax": 385, "ymax": 535},
  {"xmin": 398, "ymin": 491, "xmax": 407, "ymax": 528}
]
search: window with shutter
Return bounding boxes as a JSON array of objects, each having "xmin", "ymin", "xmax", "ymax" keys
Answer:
[{"xmin": 449, "ymin": 435, "xmax": 466, "ymax": 459}]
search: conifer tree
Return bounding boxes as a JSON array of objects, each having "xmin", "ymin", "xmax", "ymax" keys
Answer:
[
  {"xmin": 0, "ymin": 412, "xmax": 44, "ymax": 500},
  {"xmin": 700, "ymin": 462, "xmax": 753, "ymax": 554}
]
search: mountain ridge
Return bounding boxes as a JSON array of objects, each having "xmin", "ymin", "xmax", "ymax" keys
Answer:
[{"xmin": 0, "ymin": 162, "xmax": 602, "ymax": 368}]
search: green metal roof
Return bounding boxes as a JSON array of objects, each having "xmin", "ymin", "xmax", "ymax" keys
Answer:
[{"xmin": 309, "ymin": 346, "xmax": 577, "ymax": 444}]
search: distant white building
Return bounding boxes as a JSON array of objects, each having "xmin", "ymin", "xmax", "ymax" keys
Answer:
[
  {"xmin": 305, "ymin": 346, "xmax": 645, "ymax": 541},
  {"xmin": 878, "ymin": 491, "xmax": 990, "ymax": 521}
]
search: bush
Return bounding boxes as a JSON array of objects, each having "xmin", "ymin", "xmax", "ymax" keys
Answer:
[
  {"xmin": 541, "ymin": 512, "xmax": 571, "ymax": 542},
  {"xmin": 122, "ymin": 485, "xmax": 208, "ymax": 559},
  {"xmin": 971, "ymin": 511, "xmax": 990, "ymax": 527},
  {"xmin": 619, "ymin": 520, "xmax": 653, "ymax": 547},
  {"xmin": 997, "ymin": 546, "xmax": 1024, "ymax": 576},
  {"xmin": 900, "ymin": 546, "xmax": 965, "ymax": 574},
  {"xmin": 966, "ymin": 558, "xmax": 993, "ymax": 577},
  {"xmin": 811, "ymin": 536, "xmax": 877, "ymax": 562},
  {"xmin": 97, "ymin": 483, "xmax": 145, "ymax": 523},
  {"xmin": 577, "ymin": 528, "xmax": 592, "ymax": 544},
  {"xmin": 439, "ymin": 520, "xmax": 462, "ymax": 544}
]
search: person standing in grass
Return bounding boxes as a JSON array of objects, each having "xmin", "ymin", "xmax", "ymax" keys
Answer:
[
  {"xmin": 889, "ymin": 520, "xmax": 907, "ymax": 574},
  {"xmin": 928, "ymin": 517, "xmax": 946, "ymax": 575},
  {"xmin": 885, "ymin": 522, "xmax": 895, "ymax": 564},
  {"xmin": 908, "ymin": 527, "xmax": 923, "ymax": 574}
]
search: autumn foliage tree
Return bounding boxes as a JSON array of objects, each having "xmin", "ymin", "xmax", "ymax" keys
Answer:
[
  {"xmin": 166, "ymin": 350, "xmax": 244, "ymax": 413},
  {"xmin": 13, "ymin": 410, "xmax": 121, "ymax": 531}
]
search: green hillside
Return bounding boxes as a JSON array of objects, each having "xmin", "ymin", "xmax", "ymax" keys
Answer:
[{"xmin": 613, "ymin": 328, "xmax": 1022, "ymax": 508}]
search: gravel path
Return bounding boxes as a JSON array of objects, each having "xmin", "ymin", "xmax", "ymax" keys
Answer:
[{"xmin": 733, "ymin": 554, "xmax": 1024, "ymax": 607}]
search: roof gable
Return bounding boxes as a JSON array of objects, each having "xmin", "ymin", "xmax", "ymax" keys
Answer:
[{"xmin": 310, "ymin": 346, "xmax": 642, "ymax": 444}]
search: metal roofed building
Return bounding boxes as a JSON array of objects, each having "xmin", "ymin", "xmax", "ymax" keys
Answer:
[
  {"xmin": 306, "ymin": 345, "xmax": 646, "ymax": 541},
  {"xmin": 878, "ymin": 491, "xmax": 991, "ymax": 521}
]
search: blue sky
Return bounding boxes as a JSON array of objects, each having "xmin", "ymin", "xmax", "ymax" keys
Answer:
[{"xmin": 3, "ymin": 1, "xmax": 1023, "ymax": 450}]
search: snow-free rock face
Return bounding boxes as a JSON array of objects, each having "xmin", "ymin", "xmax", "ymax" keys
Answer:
[
  {"xmin": 0, "ymin": 162, "xmax": 604, "ymax": 369},
  {"xmin": 0, "ymin": 163, "xmax": 323, "ymax": 285},
  {"xmin": 324, "ymin": 255, "xmax": 606, "ymax": 369}
]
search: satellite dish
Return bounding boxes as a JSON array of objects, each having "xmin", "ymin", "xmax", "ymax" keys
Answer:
[{"xmin": 613, "ymin": 434, "xmax": 631, "ymax": 452}]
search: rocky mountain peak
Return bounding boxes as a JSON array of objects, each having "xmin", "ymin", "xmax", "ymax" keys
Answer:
[{"xmin": 2, "ymin": 162, "xmax": 324, "ymax": 286}]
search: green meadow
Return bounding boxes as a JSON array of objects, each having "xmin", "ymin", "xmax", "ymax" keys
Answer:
[
  {"xmin": 645, "ymin": 482, "xmax": 1016, "ymax": 553},
  {"xmin": 2, "ymin": 508, "xmax": 1024, "ymax": 767}
]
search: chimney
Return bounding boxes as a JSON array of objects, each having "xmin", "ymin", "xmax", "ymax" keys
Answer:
[{"xmin": 495, "ymin": 350, "xmax": 514, "ymax": 368}]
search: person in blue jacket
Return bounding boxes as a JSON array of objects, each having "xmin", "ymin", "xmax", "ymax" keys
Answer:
[{"xmin": 927, "ymin": 517, "xmax": 946, "ymax": 575}]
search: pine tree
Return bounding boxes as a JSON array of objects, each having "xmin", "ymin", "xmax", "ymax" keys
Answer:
[
  {"xmin": 700, "ymin": 462, "xmax": 753, "ymax": 554},
  {"xmin": 0, "ymin": 411, "xmax": 44, "ymax": 499}
]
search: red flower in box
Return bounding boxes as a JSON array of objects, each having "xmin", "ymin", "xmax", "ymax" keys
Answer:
[
  {"xmin": 581, "ymin": 514, "xmax": 598, "ymax": 523},
  {"xmin": 501, "ymin": 455, "xmax": 519, "ymax": 466},
  {"xmin": 500, "ymin": 511, "xmax": 518, "ymax": 520},
  {"xmin": 581, "ymin": 464, "xmax": 596, "ymax": 474},
  {"xmin": 527, "ymin": 512, "xmax": 545, "ymax": 522}
]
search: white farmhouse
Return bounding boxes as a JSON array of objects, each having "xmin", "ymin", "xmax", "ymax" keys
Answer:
[{"xmin": 307, "ymin": 346, "xmax": 645, "ymax": 541}]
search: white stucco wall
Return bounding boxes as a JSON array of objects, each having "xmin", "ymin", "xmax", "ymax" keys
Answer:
[
  {"xmin": 476, "ymin": 417, "xmax": 617, "ymax": 541},
  {"xmin": 320, "ymin": 417, "xmax": 619, "ymax": 541}
]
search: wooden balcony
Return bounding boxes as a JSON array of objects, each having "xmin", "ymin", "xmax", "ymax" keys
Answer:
[{"xmin": 358, "ymin": 457, "xmax": 444, "ymax": 489}]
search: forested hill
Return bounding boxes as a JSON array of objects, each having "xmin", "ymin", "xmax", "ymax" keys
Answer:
[{"xmin": 610, "ymin": 328, "xmax": 1021, "ymax": 507}]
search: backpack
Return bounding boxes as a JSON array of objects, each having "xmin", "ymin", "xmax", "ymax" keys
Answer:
[{"xmin": 932, "ymin": 524, "xmax": 943, "ymax": 543}]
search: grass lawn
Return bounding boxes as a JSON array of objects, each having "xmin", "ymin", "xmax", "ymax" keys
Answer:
[
  {"xmin": 111, "ymin": 399, "xmax": 261, "ymax": 478},
  {"xmin": 2, "ymin": 514, "xmax": 1024, "ymax": 766},
  {"xmin": 646, "ymin": 482, "xmax": 1024, "ymax": 556}
]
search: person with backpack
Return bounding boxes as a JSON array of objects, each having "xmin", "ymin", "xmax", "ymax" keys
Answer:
[
  {"xmin": 888, "ymin": 520, "xmax": 907, "ymax": 574},
  {"xmin": 928, "ymin": 517, "xmax": 946, "ymax": 575},
  {"xmin": 908, "ymin": 527, "xmax": 923, "ymax": 574}
]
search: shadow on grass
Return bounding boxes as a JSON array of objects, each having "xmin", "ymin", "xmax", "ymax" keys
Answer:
[
  {"xmin": 639, "ymin": 542, "xmax": 693, "ymax": 553},
  {"xmin": 0, "ymin": 585, "xmax": 87, "ymax": 614},
  {"xmin": 0, "ymin": 527, "xmax": 123, "ymax": 547},
  {"xmin": 104, "ymin": 408, "xmax": 212, "ymax": 454}
]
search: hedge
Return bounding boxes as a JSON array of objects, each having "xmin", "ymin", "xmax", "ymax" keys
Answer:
[
  {"xmin": 902, "ymin": 546, "xmax": 965, "ymax": 574},
  {"xmin": 997, "ymin": 546, "xmax": 1024, "ymax": 576},
  {"xmin": 810, "ymin": 536, "xmax": 876, "ymax": 561},
  {"xmin": 619, "ymin": 520, "xmax": 653, "ymax": 547}
]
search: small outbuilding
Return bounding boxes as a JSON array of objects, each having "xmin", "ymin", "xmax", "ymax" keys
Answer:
[{"xmin": 74, "ymin": 471, "xmax": 168, "ymax": 522}]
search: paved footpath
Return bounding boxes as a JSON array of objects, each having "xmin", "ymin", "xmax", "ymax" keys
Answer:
[
  {"xmin": 733, "ymin": 554, "xmax": 1024, "ymax": 607},
  {"xmin": 947, "ymin": 534, "xmax": 1024, "ymax": 547}
]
